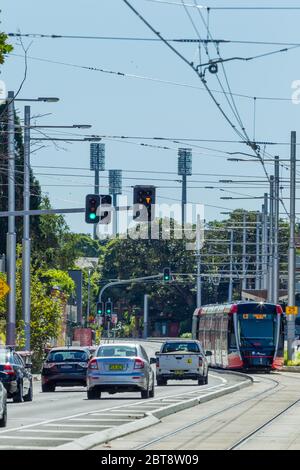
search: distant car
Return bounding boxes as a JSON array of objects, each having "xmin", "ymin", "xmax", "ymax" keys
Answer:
[
  {"xmin": 41, "ymin": 347, "xmax": 92, "ymax": 392},
  {"xmin": 0, "ymin": 348, "xmax": 33, "ymax": 402},
  {"xmin": 0, "ymin": 382, "xmax": 7, "ymax": 427},
  {"xmin": 86, "ymin": 343, "xmax": 156, "ymax": 400},
  {"xmin": 156, "ymin": 340, "xmax": 210, "ymax": 386}
]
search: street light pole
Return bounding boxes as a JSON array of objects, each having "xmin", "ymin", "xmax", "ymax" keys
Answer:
[
  {"xmin": 6, "ymin": 91, "xmax": 16, "ymax": 346},
  {"xmin": 22, "ymin": 106, "xmax": 31, "ymax": 350},
  {"xmin": 196, "ymin": 214, "xmax": 202, "ymax": 308},
  {"xmin": 288, "ymin": 131, "xmax": 297, "ymax": 361},
  {"xmin": 255, "ymin": 211, "xmax": 261, "ymax": 290},
  {"xmin": 242, "ymin": 213, "xmax": 247, "ymax": 291}
]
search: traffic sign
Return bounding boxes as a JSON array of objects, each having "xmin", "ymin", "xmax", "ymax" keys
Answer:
[
  {"xmin": 286, "ymin": 306, "xmax": 298, "ymax": 315},
  {"xmin": 0, "ymin": 279, "xmax": 9, "ymax": 300}
]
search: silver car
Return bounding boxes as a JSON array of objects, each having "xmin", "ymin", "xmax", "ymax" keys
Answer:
[
  {"xmin": 0, "ymin": 382, "xmax": 7, "ymax": 427},
  {"xmin": 86, "ymin": 343, "xmax": 156, "ymax": 400}
]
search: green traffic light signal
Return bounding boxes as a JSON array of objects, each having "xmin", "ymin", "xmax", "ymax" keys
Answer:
[
  {"xmin": 163, "ymin": 268, "xmax": 171, "ymax": 282},
  {"xmin": 89, "ymin": 213, "xmax": 97, "ymax": 221},
  {"xmin": 96, "ymin": 302, "xmax": 104, "ymax": 316}
]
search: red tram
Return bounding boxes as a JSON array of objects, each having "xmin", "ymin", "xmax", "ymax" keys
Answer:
[{"xmin": 192, "ymin": 302, "xmax": 284, "ymax": 371}]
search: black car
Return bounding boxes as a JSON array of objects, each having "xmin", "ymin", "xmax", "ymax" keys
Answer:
[
  {"xmin": 41, "ymin": 347, "xmax": 92, "ymax": 392},
  {"xmin": 0, "ymin": 382, "xmax": 7, "ymax": 427},
  {"xmin": 0, "ymin": 348, "xmax": 33, "ymax": 402}
]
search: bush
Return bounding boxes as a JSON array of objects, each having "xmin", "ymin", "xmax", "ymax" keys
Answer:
[{"xmin": 180, "ymin": 332, "xmax": 192, "ymax": 339}]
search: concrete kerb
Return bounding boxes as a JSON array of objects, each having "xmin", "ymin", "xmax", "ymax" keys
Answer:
[
  {"xmin": 56, "ymin": 373, "xmax": 252, "ymax": 451},
  {"xmin": 282, "ymin": 366, "xmax": 300, "ymax": 373}
]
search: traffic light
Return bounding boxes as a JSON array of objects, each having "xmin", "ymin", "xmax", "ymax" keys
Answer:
[
  {"xmin": 133, "ymin": 185, "xmax": 156, "ymax": 222},
  {"xmin": 96, "ymin": 302, "xmax": 104, "ymax": 316},
  {"xmin": 99, "ymin": 195, "xmax": 112, "ymax": 225},
  {"xmin": 163, "ymin": 267, "xmax": 171, "ymax": 282},
  {"xmin": 105, "ymin": 301, "xmax": 113, "ymax": 318},
  {"xmin": 85, "ymin": 194, "xmax": 100, "ymax": 224},
  {"xmin": 85, "ymin": 194, "xmax": 112, "ymax": 224}
]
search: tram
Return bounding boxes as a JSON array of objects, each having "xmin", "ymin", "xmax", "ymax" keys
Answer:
[{"xmin": 192, "ymin": 302, "xmax": 284, "ymax": 371}]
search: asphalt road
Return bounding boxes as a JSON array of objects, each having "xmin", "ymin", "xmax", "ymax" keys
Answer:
[{"xmin": 0, "ymin": 341, "xmax": 239, "ymax": 449}]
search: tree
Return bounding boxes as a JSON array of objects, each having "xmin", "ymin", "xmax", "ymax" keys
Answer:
[{"xmin": 0, "ymin": 32, "xmax": 13, "ymax": 64}]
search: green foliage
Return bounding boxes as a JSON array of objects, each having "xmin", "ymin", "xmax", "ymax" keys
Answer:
[
  {"xmin": 0, "ymin": 32, "xmax": 13, "ymax": 64},
  {"xmin": 180, "ymin": 332, "xmax": 192, "ymax": 339}
]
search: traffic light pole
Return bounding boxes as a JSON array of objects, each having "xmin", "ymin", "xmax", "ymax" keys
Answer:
[{"xmin": 98, "ymin": 274, "xmax": 163, "ymax": 303}]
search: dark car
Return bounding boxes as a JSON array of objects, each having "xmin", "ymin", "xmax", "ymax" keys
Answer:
[
  {"xmin": 0, "ymin": 348, "xmax": 33, "ymax": 402},
  {"xmin": 41, "ymin": 347, "xmax": 92, "ymax": 392},
  {"xmin": 0, "ymin": 382, "xmax": 7, "ymax": 427}
]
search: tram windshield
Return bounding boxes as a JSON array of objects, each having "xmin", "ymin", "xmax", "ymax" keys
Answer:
[{"xmin": 237, "ymin": 305, "xmax": 277, "ymax": 348}]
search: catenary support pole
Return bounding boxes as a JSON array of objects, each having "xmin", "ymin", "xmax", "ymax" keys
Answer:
[
  {"xmin": 262, "ymin": 193, "xmax": 269, "ymax": 290},
  {"xmin": 268, "ymin": 176, "xmax": 275, "ymax": 302},
  {"xmin": 288, "ymin": 132, "xmax": 297, "ymax": 361},
  {"xmin": 22, "ymin": 105, "xmax": 31, "ymax": 350},
  {"xmin": 6, "ymin": 91, "xmax": 16, "ymax": 346},
  {"xmin": 255, "ymin": 211, "xmax": 261, "ymax": 290},
  {"xmin": 242, "ymin": 213, "xmax": 247, "ymax": 291},
  {"xmin": 196, "ymin": 214, "xmax": 202, "ymax": 308},
  {"xmin": 273, "ymin": 156, "xmax": 280, "ymax": 304},
  {"xmin": 228, "ymin": 229, "xmax": 233, "ymax": 303}
]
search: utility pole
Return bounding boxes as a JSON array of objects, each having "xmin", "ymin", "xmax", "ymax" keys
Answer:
[
  {"xmin": 255, "ymin": 211, "xmax": 261, "ymax": 290},
  {"xmin": 228, "ymin": 229, "xmax": 233, "ymax": 303},
  {"xmin": 6, "ymin": 91, "xmax": 16, "ymax": 346},
  {"xmin": 109, "ymin": 170, "xmax": 122, "ymax": 236},
  {"xmin": 273, "ymin": 156, "xmax": 280, "ymax": 303},
  {"xmin": 196, "ymin": 214, "xmax": 202, "ymax": 308},
  {"xmin": 268, "ymin": 176, "xmax": 275, "ymax": 302},
  {"xmin": 288, "ymin": 131, "xmax": 297, "ymax": 361},
  {"xmin": 143, "ymin": 294, "xmax": 149, "ymax": 339},
  {"xmin": 87, "ymin": 268, "xmax": 91, "ymax": 327},
  {"xmin": 93, "ymin": 167, "xmax": 100, "ymax": 240},
  {"xmin": 90, "ymin": 143, "xmax": 105, "ymax": 240},
  {"xmin": 22, "ymin": 106, "xmax": 31, "ymax": 350},
  {"xmin": 242, "ymin": 213, "xmax": 247, "ymax": 291},
  {"xmin": 262, "ymin": 193, "xmax": 269, "ymax": 291}
]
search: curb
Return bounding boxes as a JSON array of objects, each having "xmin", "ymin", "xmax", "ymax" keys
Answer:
[
  {"xmin": 56, "ymin": 373, "xmax": 252, "ymax": 451},
  {"xmin": 282, "ymin": 366, "xmax": 300, "ymax": 373}
]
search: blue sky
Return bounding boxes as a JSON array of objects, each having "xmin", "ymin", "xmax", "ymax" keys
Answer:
[{"xmin": 1, "ymin": 0, "xmax": 300, "ymax": 235}]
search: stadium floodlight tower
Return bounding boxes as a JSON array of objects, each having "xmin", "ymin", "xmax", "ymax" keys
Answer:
[
  {"xmin": 178, "ymin": 148, "xmax": 192, "ymax": 226},
  {"xmin": 109, "ymin": 170, "xmax": 122, "ymax": 235},
  {"xmin": 90, "ymin": 143, "xmax": 105, "ymax": 239}
]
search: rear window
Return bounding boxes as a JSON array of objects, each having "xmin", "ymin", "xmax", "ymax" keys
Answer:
[
  {"xmin": 237, "ymin": 304, "xmax": 276, "ymax": 314},
  {"xmin": 47, "ymin": 350, "xmax": 89, "ymax": 362},
  {"xmin": 97, "ymin": 346, "xmax": 137, "ymax": 358},
  {"xmin": 162, "ymin": 342, "xmax": 200, "ymax": 353}
]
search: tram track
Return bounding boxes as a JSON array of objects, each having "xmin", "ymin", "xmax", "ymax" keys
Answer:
[{"xmin": 134, "ymin": 374, "xmax": 283, "ymax": 450}]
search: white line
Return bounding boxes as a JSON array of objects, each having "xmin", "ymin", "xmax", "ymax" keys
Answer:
[
  {"xmin": 0, "ymin": 445, "xmax": 53, "ymax": 450},
  {"xmin": 0, "ymin": 436, "xmax": 70, "ymax": 441},
  {"xmin": 42, "ymin": 424, "xmax": 114, "ymax": 428},
  {"xmin": 18, "ymin": 429, "xmax": 92, "ymax": 434}
]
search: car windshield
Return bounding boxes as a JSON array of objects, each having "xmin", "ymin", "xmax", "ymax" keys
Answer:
[
  {"xmin": 97, "ymin": 346, "xmax": 137, "ymax": 357},
  {"xmin": 47, "ymin": 350, "xmax": 89, "ymax": 362},
  {"xmin": 162, "ymin": 342, "xmax": 200, "ymax": 353}
]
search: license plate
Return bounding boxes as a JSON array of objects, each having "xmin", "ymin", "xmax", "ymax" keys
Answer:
[
  {"xmin": 109, "ymin": 364, "xmax": 124, "ymax": 371},
  {"xmin": 61, "ymin": 365, "xmax": 72, "ymax": 369},
  {"xmin": 175, "ymin": 370, "xmax": 184, "ymax": 375}
]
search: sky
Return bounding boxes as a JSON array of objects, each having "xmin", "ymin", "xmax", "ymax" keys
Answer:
[{"xmin": 1, "ymin": 0, "xmax": 300, "ymax": 235}]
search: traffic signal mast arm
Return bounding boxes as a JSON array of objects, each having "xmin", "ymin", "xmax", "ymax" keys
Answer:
[{"xmin": 98, "ymin": 274, "xmax": 163, "ymax": 303}]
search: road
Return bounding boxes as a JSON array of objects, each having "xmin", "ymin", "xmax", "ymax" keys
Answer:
[
  {"xmin": 0, "ymin": 341, "xmax": 242, "ymax": 450},
  {"xmin": 94, "ymin": 371, "xmax": 300, "ymax": 451}
]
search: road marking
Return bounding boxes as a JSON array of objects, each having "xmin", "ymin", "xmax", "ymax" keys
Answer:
[
  {"xmin": 19, "ymin": 429, "xmax": 92, "ymax": 434},
  {"xmin": 42, "ymin": 424, "xmax": 114, "ymax": 428},
  {"xmin": 69, "ymin": 418, "xmax": 132, "ymax": 422},
  {"xmin": 0, "ymin": 436, "xmax": 70, "ymax": 441}
]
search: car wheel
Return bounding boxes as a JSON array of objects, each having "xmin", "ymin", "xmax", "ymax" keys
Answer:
[
  {"xmin": 24, "ymin": 381, "xmax": 33, "ymax": 402},
  {"xmin": 205, "ymin": 374, "xmax": 208, "ymax": 385},
  {"xmin": 42, "ymin": 383, "xmax": 55, "ymax": 393},
  {"xmin": 156, "ymin": 378, "xmax": 167, "ymax": 386},
  {"xmin": 87, "ymin": 389, "xmax": 101, "ymax": 400},
  {"xmin": 198, "ymin": 377, "xmax": 206, "ymax": 386},
  {"xmin": 0, "ymin": 402, "xmax": 7, "ymax": 427},
  {"xmin": 13, "ymin": 382, "xmax": 24, "ymax": 403},
  {"xmin": 149, "ymin": 379, "xmax": 155, "ymax": 398},
  {"xmin": 141, "ymin": 386, "xmax": 150, "ymax": 399}
]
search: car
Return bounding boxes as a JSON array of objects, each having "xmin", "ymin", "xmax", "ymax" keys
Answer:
[
  {"xmin": 0, "ymin": 347, "xmax": 33, "ymax": 402},
  {"xmin": 0, "ymin": 382, "xmax": 7, "ymax": 427},
  {"xmin": 41, "ymin": 347, "xmax": 92, "ymax": 392},
  {"xmin": 86, "ymin": 343, "xmax": 156, "ymax": 400},
  {"xmin": 155, "ymin": 340, "xmax": 210, "ymax": 386}
]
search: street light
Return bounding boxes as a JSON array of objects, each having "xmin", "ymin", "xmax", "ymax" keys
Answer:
[{"xmin": 14, "ymin": 97, "xmax": 60, "ymax": 102}]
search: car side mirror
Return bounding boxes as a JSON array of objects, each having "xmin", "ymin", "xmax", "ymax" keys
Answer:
[
  {"xmin": 205, "ymin": 351, "xmax": 212, "ymax": 357},
  {"xmin": 155, "ymin": 351, "xmax": 160, "ymax": 355},
  {"xmin": 150, "ymin": 357, "xmax": 157, "ymax": 365}
]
